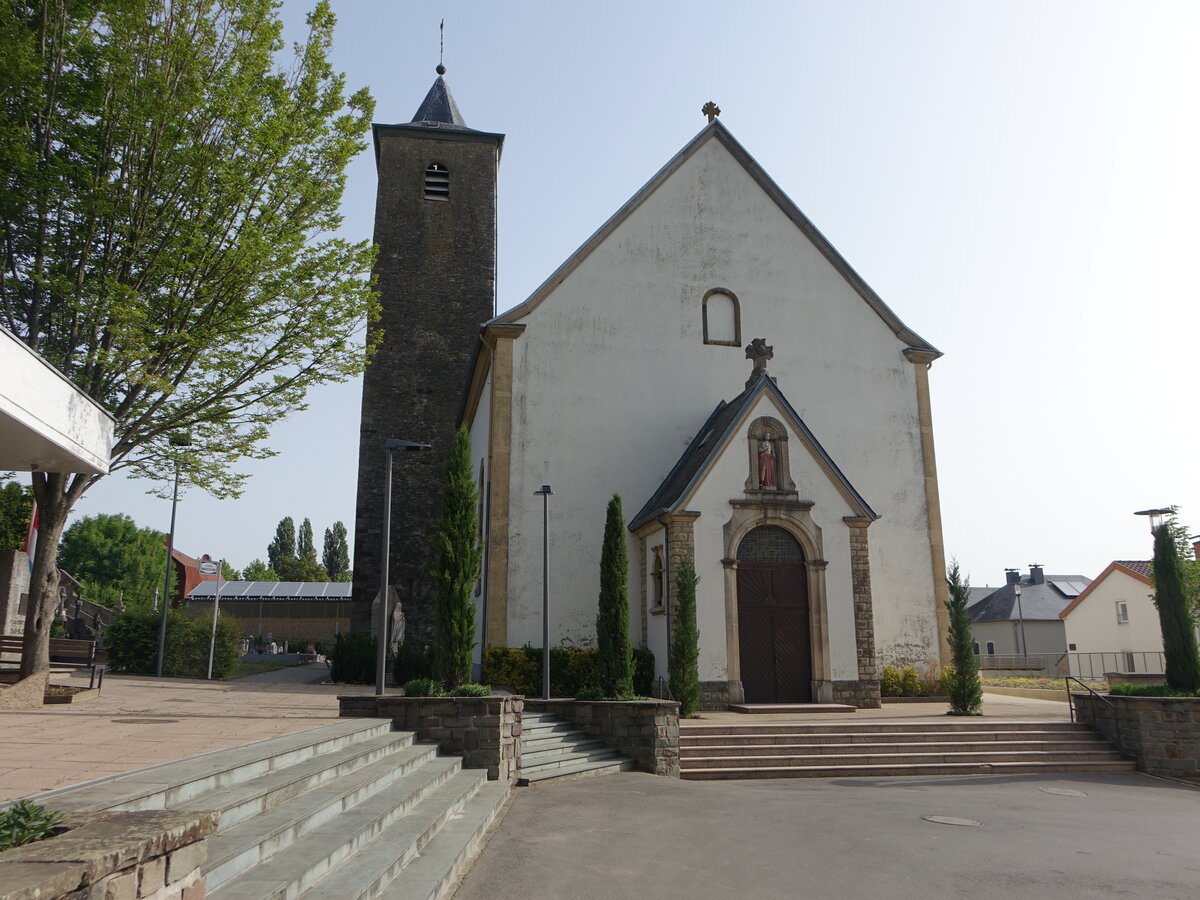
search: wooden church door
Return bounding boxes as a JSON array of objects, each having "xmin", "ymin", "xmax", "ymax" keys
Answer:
[{"xmin": 736, "ymin": 526, "xmax": 812, "ymax": 703}]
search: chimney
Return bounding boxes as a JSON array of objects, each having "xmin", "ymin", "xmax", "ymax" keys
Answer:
[
  {"xmin": 1005, "ymin": 569, "xmax": 1021, "ymax": 586},
  {"xmin": 1029, "ymin": 564, "xmax": 1045, "ymax": 585}
]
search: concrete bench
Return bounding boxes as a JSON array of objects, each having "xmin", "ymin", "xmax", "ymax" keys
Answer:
[{"xmin": 0, "ymin": 635, "xmax": 105, "ymax": 690}]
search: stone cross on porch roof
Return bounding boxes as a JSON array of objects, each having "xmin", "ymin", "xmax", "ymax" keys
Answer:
[{"xmin": 745, "ymin": 337, "xmax": 773, "ymax": 388}]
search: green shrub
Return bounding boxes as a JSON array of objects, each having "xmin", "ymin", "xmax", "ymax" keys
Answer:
[
  {"xmin": 881, "ymin": 664, "xmax": 946, "ymax": 697},
  {"xmin": 1108, "ymin": 682, "xmax": 1199, "ymax": 697},
  {"xmin": 105, "ymin": 608, "xmax": 237, "ymax": 678},
  {"xmin": 945, "ymin": 560, "xmax": 983, "ymax": 715},
  {"xmin": 393, "ymin": 638, "xmax": 432, "ymax": 685},
  {"xmin": 452, "ymin": 683, "xmax": 492, "ymax": 697},
  {"xmin": 900, "ymin": 666, "xmax": 923, "ymax": 696},
  {"xmin": 597, "ymin": 494, "xmax": 633, "ymax": 696},
  {"xmin": 575, "ymin": 686, "xmax": 604, "ymax": 701},
  {"xmin": 482, "ymin": 645, "xmax": 655, "ymax": 698},
  {"xmin": 328, "ymin": 632, "xmax": 378, "ymax": 684},
  {"xmin": 880, "ymin": 666, "xmax": 904, "ymax": 697},
  {"xmin": 669, "ymin": 556, "xmax": 701, "ymax": 716},
  {"xmin": 0, "ymin": 800, "xmax": 62, "ymax": 851},
  {"xmin": 403, "ymin": 677, "xmax": 444, "ymax": 697}
]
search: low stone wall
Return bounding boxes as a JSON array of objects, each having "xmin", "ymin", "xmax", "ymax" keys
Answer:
[
  {"xmin": 1074, "ymin": 693, "xmax": 1200, "ymax": 778},
  {"xmin": 832, "ymin": 679, "xmax": 882, "ymax": 709},
  {"xmin": 339, "ymin": 695, "xmax": 522, "ymax": 780},
  {"xmin": 0, "ymin": 809, "xmax": 216, "ymax": 900},
  {"xmin": 699, "ymin": 680, "xmax": 728, "ymax": 711},
  {"xmin": 525, "ymin": 698, "xmax": 680, "ymax": 777}
]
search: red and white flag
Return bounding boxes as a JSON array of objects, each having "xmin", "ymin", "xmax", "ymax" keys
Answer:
[{"xmin": 23, "ymin": 504, "xmax": 38, "ymax": 572}]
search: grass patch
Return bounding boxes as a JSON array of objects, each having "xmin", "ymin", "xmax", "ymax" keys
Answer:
[{"xmin": 227, "ymin": 659, "xmax": 305, "ymax": 679}]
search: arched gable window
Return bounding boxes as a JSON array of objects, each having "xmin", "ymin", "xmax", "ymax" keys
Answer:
[
  {"xmin": 424, "ymin": 163, "xmax": 449, "ymax": 201},
  {"xmin": 702, "ymin": 288, "xmax": 740, "ymax": 346}
]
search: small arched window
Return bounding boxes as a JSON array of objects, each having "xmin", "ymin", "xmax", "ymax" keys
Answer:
[
  {"xmin": 424, "ymin": 163, "xmax": 449, "ymax": 201},
  {"xmin": 703, "ymin": 288, "xmax": 740, "ymax": 345},
  {"xmin": 651, "ymin": 546, "xmax": 664, "ymax": 610}
]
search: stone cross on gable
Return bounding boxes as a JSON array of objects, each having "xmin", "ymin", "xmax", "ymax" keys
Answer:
[
  {"xmin": 745, "ymin": 338, "xmax": 773, "ymax": 387},
  {"xmin": 702, "ymin": 101, "xmax": 721, "ymax": 123}
]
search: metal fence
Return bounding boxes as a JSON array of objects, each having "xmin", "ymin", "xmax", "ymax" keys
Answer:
[{"xmin": 975, "ymin": 651, "xmax": 1165, "ymax": 680}]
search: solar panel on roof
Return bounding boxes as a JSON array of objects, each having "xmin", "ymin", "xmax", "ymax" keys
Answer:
[{"xmin": 1050, "ymin": 580, "xmax": 1080, "ymax": 598}]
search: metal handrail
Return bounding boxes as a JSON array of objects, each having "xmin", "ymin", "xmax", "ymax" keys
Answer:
[{"xmin": 1064, "ymin": 675, "xmax": 1121, "ymax": 750}]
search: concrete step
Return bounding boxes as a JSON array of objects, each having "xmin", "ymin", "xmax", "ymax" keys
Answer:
[
  {"xmin": 521, "ymin": 738, "xmax": 609, "ymax": 765},
  {"xmin": 679, "ymin": 728, "xmax": 1097, "ymax": 747},
  {"xmin": 210, "ymin": 768, "xmax": 486, "ymax": 900},
  {"xmin": 176, "ymin": 732, "xmax": 422, "ymax": 831},
  {"xmin": 520, "ymin": 746, "xmax": 627, "ymax": 776},
  {"xmin": 375, "ymin": 780, "xmax": 512, "ymax": 900},
  {"xmin": 679, "ymin": 720, "xmax": 1088, "ymax": 737},
  {"xmin": 203, "ymin": 753, "xmax": 458, "ymax": 893},
  {"xmin": 681, "ymin": 749, "xmax": 1128, "ymax": 770},
  {"xmin": 729, "ymin": 703, "xmax": 856, "ymax": 714},
  {"xmin": 681, "ymin": 739, "xmax": 1115, "ymax": 757},
  {"xmin": 518, "ymin": 755, "xmax": 637, "ymax": 785},
  {"xmin": 520, "ymin": 721, "xmax": 580, "ymax": 739},
  {"xmin": 680, "ymin": 759, "xmax": 1138, "ymax": 780},
  {"xmin": 45, "ymin": 719, "xmax": 395, "ymax": 815}
]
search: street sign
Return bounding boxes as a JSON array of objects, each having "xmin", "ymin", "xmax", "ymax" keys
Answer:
[{"xmin": 198, "ymin": 557, "xmax": 219, "ymax": 576}]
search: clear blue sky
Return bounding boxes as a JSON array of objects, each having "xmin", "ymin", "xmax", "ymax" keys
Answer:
[{"xmin": 78, "ymin": 0, "xmax": 1200, "ymax": 587}]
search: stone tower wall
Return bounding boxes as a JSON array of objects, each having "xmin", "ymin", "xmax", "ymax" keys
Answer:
[{"xmin": 351, "ymin": 127, "xmax": 499, "ymax": 643}]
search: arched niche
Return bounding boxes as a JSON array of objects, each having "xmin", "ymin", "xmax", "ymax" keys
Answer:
[
  {"xmin": 745, "ymin": 416, "xmax": 795, "ymax": 493},
  {"xmin": 702, "ymin": 288, "xmax": 740, "ymax": 346}
]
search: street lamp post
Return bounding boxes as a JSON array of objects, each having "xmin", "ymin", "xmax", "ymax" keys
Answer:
[
  {"xmin": 156, "ymin": 434, "xmax": 191, "ymax": 677},
  {"xmin": 1134, "ymin": 508, "xmax": 1172, "ymax": 534},
  {"xmin": 534, "ymin": 485, "xmax": 553, "ymax": 700},
  {"xmin": 377, "ymin": 438, "xmax": 432, "ymax": 696}
]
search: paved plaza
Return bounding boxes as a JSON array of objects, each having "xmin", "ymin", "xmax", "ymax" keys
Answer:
[{"xmin": 0, "ymin": 663, "xmax": 373, "ymax": 801}]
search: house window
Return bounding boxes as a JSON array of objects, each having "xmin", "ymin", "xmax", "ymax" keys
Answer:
[
  {"xmin": 1068, "ymin": 643, "xmax": 1077, "ymax": 651},
  {"xmin": 424, "ymin": 163, "xmax": 449, "ymax": 201},
  {"xmin": 650, "ymin": 546, "xmax": 664, "ymax": 612},
  {"xmin": 702, "ymin": 288, "xmax": 740, "ymax": 345},
  {"xmin": 1116, "ymin": 601, "xmax": 1129, "ymax": 624},
  {"xmin": 986, "ymin": 642, "xmax": 995, "ymax": 655},
  {"xmin": 973, "ymin": 642, "xmax": 979, "ymax": 655}
]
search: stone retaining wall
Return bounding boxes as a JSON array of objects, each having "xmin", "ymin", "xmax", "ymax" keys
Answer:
[
  {"xmin": 0, "ymin": 809, "xmax": 215, "ymax": 900},
  {"xmin": 699, "ymin": 680, "xmax": 728, "ymax": 711},
  {"xmin": 525, "ymin": 698, "xmax": 680, "ymax": 777},
  {"xmin": 1073, "ymin": 693, "xmax": 1200, "ymax": 778},
  {"xmin": 339, "ymin": 695, "xmax": 522, "ymax": 780}
]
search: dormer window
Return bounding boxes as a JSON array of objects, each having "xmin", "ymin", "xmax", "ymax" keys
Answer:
[{"xmin": 424, "ymin": 163, "xmax": 449, "ymax": 201}]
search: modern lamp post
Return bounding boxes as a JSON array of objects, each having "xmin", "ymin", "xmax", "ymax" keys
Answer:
[
  {"xmin": 1134, "ymin": 508, "xmax": 1172, "ymax": 534},
  {"xmin": 377, "ymin": 438, "xmax": 432, "ymax": 696},
  {"xmin": 155, "ymin": 433, "xmax": 192, "ymax": 677},
  {"xmin": 534, "ymin": 484, "xmax": 553, "ymax": 699}
]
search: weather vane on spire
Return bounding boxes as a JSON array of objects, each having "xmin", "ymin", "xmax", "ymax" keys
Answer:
[
  {"xmin": 702, "ymin": 101, "xmax": 721, "ymax": 123},
  {"xmin": 436, "ymin": 19, "xmax": 445, "ymax": 75}
]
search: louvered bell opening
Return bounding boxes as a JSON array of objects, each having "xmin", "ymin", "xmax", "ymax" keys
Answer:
[{"xmin": 424, "ymin": 163, "xmax": 450, "ymax": 201}]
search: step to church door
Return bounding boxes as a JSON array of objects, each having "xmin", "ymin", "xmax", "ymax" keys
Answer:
[
  {"xmin": 36, "ymin": 719, "xmax": 511, "ymax": 899},
  {"xmin": 678, "ymin": 720, "xmax": 1136, "ymax": 780}
]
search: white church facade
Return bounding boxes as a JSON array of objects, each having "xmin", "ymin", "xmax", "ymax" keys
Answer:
[
  {"xmin": 355, "ymin": 73, "xmax": 950, "ymax": 709},
  {"xmin": 460, "ymin": 119, "xmax": 950, "ymax": 708}
]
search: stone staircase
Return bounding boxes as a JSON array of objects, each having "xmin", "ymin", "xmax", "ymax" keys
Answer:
[
  {"xmin": 41, "ymin": 718, "xmax": 510, "ymax": 898},
  {"xmin": 679, "ymin": 720, "xmax": 1136, "ymax": 780},
  {"xmin": 517, "ymin": 712, "xmax": 636, "ymax": 784}
]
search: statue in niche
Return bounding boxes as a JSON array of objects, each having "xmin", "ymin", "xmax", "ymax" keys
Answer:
[{"xmin": 758, "ymin": 431, "xmax": 777, "ymax": 488}]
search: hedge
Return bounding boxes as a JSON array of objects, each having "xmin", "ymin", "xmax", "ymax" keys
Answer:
[
  {"xmin": 482, "ymin": 645, "xmax": 654, "ymax": 697},
  {"xmin": 105, "ymin": 608, "xmax": 238, "ymax": 678}
]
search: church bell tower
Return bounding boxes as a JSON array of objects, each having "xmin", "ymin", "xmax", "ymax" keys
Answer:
[{"xmin": 351, "ymin": 68, "xmax": 503, "ymax": 642}]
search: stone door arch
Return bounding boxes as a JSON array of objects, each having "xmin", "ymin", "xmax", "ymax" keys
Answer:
[{"xmin": 736, "ymin": 526, "xmax": 812, "ymax": 703}]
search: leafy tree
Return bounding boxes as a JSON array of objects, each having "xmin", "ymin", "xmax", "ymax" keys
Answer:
[
  {"xmin": 1154, "ymin": 507, "xmax": 1200, "ymax": 617},
  {"xmin": 669, "ymin": 555, "xmax": 701, "ymax": 715},
  {"xmin": 298, "ymin": 518, "xmax": 315, "ymax": 558},
  {"xmin": 3, "ymin": 0, "xmax": 376, "ymax": 678},
  {"xmin": 1151, "ymin": 522, "xmax": 1200, "ymax": 692},
  {"xmin": 0, "ymin": 481, "xmax": 34, "ymax": 550},
  {"xmin": 431, "ymin": 426, "xmax": 483, "ymax": 690},
  {"xmin": 58, "ymin": 513, "xmax": 166, "ymax": 609},
  {"xmin": 597, "ymin": 494, "xmax": 633, "ymax": 697},
  {"xmin": 220, "ymin": 559, "xmax": 239, "ymax": 580},
  {"xmin": 240, "ymin": 558, "xmax": 278, "ymax": 581},
  {"xmin": 267, "ymin": 517, "xmax": 297, "ymax": 573},
  {"xmin": 323, "ymin": 521, "xmax": 350, "ymax": 581},
  {"xmin": 944, "ymin": 560, "xmax": 983, "ymax": 715},
  {"xmin": 276, "ymin": 552, "xmax": 327, "ymax": 582}
]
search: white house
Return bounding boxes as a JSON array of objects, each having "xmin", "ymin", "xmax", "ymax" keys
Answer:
[{"xmin": 1059, "ymin": 561, "xmax": 1166, "ymax": 675}]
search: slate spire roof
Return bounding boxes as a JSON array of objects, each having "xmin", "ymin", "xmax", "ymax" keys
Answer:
[{"xmin": 410, "ymin": 71, "xmax": 469, "ymax": 129}]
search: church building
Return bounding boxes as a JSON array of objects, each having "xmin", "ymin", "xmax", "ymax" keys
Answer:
[{"xmin": 353, "ymin": 71, "xmax": 951, "ymax": 709}]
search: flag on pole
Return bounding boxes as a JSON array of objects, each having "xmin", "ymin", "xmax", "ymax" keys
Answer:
[{"xmin": 23, "ymin": 503, "xmax": 38, "ymax": 572}]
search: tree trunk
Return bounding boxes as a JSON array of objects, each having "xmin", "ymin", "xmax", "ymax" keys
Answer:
[{"xmin": 19, "ymin": 472, "xmax": 73, "ymax": 678}]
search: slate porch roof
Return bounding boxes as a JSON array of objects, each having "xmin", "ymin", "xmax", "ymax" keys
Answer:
[{"xmin": 628, "ymin": 373, "xmax": 875, "ymax": 531}]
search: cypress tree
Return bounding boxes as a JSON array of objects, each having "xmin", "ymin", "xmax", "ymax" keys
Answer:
[
  {"xmin": 945, "ymin": 560, "xmax": 983, "ymax": 715},
  {"xmin": 597, "ymin": 494, "xmax": 633, "ymax": 696},
  {"xmin": 431, "ymin": 426, "xmax": 484, "ymax": 689},
  {"xmin": 267, "ymin": 517, "xmax": 296, "ymax": 573},
  {"xmin": 669, "ymin": 555, "xmax": 701, "ymax": 716},
  {"xmin": 1152, "ymin": 523, "xmax": 1200, "ymax": 692},
  {"xmin": 298, "ymin": 518, "xmax": 315, "ymax": 558}
]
